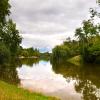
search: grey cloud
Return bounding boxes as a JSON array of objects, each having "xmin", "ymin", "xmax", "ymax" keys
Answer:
[
  {"xmin": 10, "ymin": 0, "xmax": 96, "ymax": 50},
  {"xmin": 11, "ymin": 0, "xmax": 96, "ymax": 33}
]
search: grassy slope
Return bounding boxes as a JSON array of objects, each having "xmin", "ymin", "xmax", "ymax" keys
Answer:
[
  {"xmin": 67, "ymin": 55, "xmax": 82, "ymax": 66},
  {"xmin": 0, "ymin": 81, "xmax": 59, "ymax": 100}
]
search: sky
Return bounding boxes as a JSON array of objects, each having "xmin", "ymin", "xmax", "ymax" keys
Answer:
[{"xmin": 10, "ymin": 0, "xmax": 97, "ymax": 52}]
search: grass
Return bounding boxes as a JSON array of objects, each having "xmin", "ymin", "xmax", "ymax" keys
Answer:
[
  {"xmin": 0, "ymin": 81, "xmax": 60, "ymax": 100},
  {"xmin": 67, "ymin": 55, "xmax": 82, "ymax": 66}
]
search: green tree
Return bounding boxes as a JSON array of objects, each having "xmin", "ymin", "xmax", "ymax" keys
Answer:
[
  {"xmin": 0, "ymin": 0, "xmax": 22, "ymax": 64},
  {"xmin": 75, "ymin": 28, "xmax": 85, "ymax": 55},
  {"xmin": 0, "ymin": 20, "xmax": 22, "ymax": 56},
  {"xmin": 75, "ymin": 19, "xmax": 99, "ymax": 62},
  {"xmin": 0, "ymin": 0, "xmax": 11, "ymax": 24},
  {"xmin": 0, "ymin": 43, "xmax": 10, "ymax": 64},
  {"xmin": 63, "ymin": 39, "xmax": 79, "ymax": 56},
  {"xmin": 51, "ymin": 45, "xmax": 70, "ymax": 63}
]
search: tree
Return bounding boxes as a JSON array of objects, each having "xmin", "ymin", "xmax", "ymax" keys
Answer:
[
  {"xmin": 0, "ymin": 43, "xmax": 10, "ymax": 64},
  {"xmin": 75, "ymin": 28, "xmax": 84, "ymax": 44},
  {"xmin": 0, "ymin": 0, "xmax": 22, "ymax": 64},
  {"xmin": 51, "ymin": 45, "xmax": 70, "ymax": 63},
  {"xmin": 83, "ymin": 20, "xmax": 98, "ymax": 37},
  {"xmin": 75, "ymin": 28, "xmax": 85, "ymax": 55},
  {"xmin": 75, "ymin": 19, "xmax": 100, "ymax": 62},
  {"xmin": 0, "ymin": 19, "xmax": 22, "ymax": 56},
  {"xmin": 0, "ymin": 0, "xmax": 11, "ymax": 24},
  {"xmin": 90, "ymin": 0, "xmax": 100, "ymax": 18}
]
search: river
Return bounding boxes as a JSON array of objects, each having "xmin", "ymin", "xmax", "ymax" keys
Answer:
[{"xmin": 0, "ymin": 58, "xmax": 100, "ymax": 100}]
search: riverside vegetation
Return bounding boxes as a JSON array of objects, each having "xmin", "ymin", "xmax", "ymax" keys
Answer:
[
  {"xmin": 51, "ymin": 1, "xmax": 100, "ymax": 64},
  {"xmin": 0, "ymin": 0, "xmax": 100, "ymax": 100}
]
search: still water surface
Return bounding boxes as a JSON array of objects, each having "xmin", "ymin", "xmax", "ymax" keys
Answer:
[{"xmin": 0, "ymin": 59, "xmax": 100, "ymax": 100}]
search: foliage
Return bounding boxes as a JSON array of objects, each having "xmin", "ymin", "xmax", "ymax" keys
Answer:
[
  {"xmin": 63, "ymin": 39, "xmax": 80, "ymax": 56},
  {"xmin": 0, "ymin": 43, "xmax": 10, "ymax": 64},
  {"xmin": 0, "ymin": 0, "xmax": 22, "ymax": 63},
  {"xmin": 0, "ymin": 0, "xmax": 11, "ymax": 24},
  {"xmin": 90, "ymin": 0, "xmax": 100, "ymax": 18},
  {"xmin": 75, "ymin": 18, "xmax": 100, "ymax": 63},
  {"xmin": 0, "ymin": 20, "xmax": 22, "ymax": 56},
  {"xmin": 52, "ymin": 15, "xmax": 100, "ymax": 63},
  {"xmin": 84, "ymin": 36, "xmax": 100, "ymax": 63},
  {"xmin": 51, "ymin": 0, "xmax": 100, "ymax": 64},
  {"xmin": 51, "ymin": 45, "xmax": 70, "ymax": 63},
  {"xmin": 19, "ymin": 47, "xmax": 40, "ymax": 57},
  {"xmin": 51, "ymin": 37, "xmax": 80, "ymax": 63}
]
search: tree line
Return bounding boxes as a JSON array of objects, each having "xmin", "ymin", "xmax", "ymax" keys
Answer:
[
  {"xmin": 51, "ymin": 0, "xmax": 100, "ymax": 63},
  {"xmin": 18, "ymin": 47, "xmax": 40, "ymax": 58}
]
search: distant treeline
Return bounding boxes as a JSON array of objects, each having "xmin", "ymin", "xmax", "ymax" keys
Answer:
[
  {"xmin": 18, "ymin": 47, "xmax": 40, "ymax": 58},
  {"xmin": 18, "ymin": 47, "xmax": 51, "ymax": 59}
]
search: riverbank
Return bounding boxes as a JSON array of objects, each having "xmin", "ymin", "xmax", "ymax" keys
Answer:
[
  {"xmin": 0, "ymin": 81, "xmax": 59, "ymax": 100},
  {"xmin": 67, "ymin": 55, "xmax": 82, "ymax": 66},
  {"xmin": 18, "ymin": 56, "xmax": 39, "ymax": 59}
]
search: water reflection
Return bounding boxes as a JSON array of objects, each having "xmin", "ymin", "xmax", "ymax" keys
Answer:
[
  {"xmin": 0, "ymin": 58, "xmax": 100, "ymax": 100},
  {"xmin": 17, "ymin": 60, "xmax": 81, "ymax": 100},
  {"xmin": 19, "ymin": 58, "xmax": 40, "ymax": 67},
  {"xmin": 0, "ymin": 61, "xmax": 20, "ymax": 85},
  {"xmin": 52, "ymin": 62, "xmax": 100, "ymax": 100}
]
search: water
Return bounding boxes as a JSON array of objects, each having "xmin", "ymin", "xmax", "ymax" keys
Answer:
[{"xmin": 0, "ymin": 58, "xmax": 100, "ymax": 100}]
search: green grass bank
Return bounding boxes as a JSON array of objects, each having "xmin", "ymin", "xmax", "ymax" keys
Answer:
[
  {"xmin": 67, "ymin": 55, "xmax": 82, "ymax": 66},
  {"xmin": 0, "ymin": 81, "xmax": 60, "ymax": 100}
]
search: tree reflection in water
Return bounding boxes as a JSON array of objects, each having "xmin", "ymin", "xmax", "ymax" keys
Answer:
[
  {"xmin": 51, "ymin": 61, "xmax": 100, "ymax": 100},
  {"xmin": 19, "ymin": 58, "xmax": 40, "ymax": 67},
  {"xmin": 0, "ymin": 60, "xmax": 21, "ymax": 85},
  {"xmin": 0, "ymin": 58, "xmax": 100, "ymax": 100},
  {"xmin": 0, "ymin": 58, "xmax": 40, "ymax": 85}
]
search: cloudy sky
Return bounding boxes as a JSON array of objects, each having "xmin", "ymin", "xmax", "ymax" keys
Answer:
[{"xmin": 10, "ymin": 0, "xmax": 96, "ymax": 52}]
